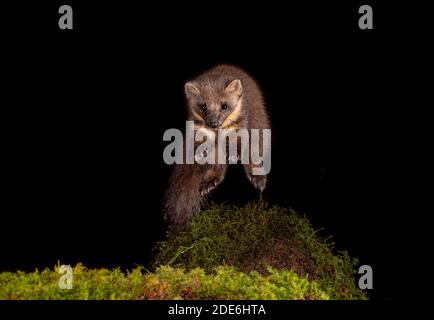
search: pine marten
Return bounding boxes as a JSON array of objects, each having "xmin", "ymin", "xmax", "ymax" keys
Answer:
[{"xmin": 163, "ymin": 65, "xmax": 271, "ymax": 230}]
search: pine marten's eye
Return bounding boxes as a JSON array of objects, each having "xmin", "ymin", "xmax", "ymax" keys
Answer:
[
  {"xmin": 221, "ymin": 103, "xmax": 228, "ymax": 110},
  {"xmin": 199, "ymin": 103, "xmax": 207, "ymax": 111}
]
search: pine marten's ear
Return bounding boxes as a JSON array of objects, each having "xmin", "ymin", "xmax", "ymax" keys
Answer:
[
  {"xmin": 185, "ymin": 82, "xmax": 201, "ymax": 97},
  {"xmin": 225, "ymin": 79, "xmax": 243, "ymax": 96}
]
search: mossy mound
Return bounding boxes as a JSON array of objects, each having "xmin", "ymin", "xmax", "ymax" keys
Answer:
[{"xmin": 154, "ymin": 201, "xmax": 366, "ymax": 300}]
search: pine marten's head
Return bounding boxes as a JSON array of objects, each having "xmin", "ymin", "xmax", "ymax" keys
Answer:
[{"xmin": 184, "ymin": 75, "xmax": 243, "ymax": 129}]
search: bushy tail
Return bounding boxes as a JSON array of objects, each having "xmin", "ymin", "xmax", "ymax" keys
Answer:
[{"xmin": 163, "ymin": 164, "xmax": 208, "ymax": 231}]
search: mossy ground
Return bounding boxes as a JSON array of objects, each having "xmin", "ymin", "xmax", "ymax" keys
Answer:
[
  {"xmin": 0, "ymin": 201, "xmax": 366, "ymax": 300},
  {"xmin": 0, "ymin": 264, "xmax": 328, "ymax": 300},
  {"xmin": 154, "ymin": 201, "xmax": 366, "ymax": 300}
]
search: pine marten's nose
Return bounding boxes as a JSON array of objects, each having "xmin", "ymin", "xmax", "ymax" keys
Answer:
[{"xmin": 207, "ymin": 118, "xmax": 220, "ymax": 128}]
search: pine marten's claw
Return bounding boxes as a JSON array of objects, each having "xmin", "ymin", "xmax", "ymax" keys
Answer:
[
  {"xmin": 199, "ymin": 178, "xmax": 219, "ymax": 196},
  {"xmin": 250, "ymin": 175, "xmax": 267, "ymax": 192}
]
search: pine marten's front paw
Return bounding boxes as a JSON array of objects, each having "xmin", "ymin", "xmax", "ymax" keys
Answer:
[
  {"xmin": 248, "ymin": 174, "xmax": 267, "ymax": 192},
  {"xmin": 199, "ymin": 169, "xmax": 225, "ymax": 196},
  {"xmin": 199, "ymin": 177, "xmax": 219, "ymax": 196}
]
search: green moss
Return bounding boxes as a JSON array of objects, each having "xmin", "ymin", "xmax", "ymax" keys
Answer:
[
  {"xmin": 143, "ymin": 266, "xmax": 328, "ymax": 300},
  {"xmin": 0, "ymin": 264, "xmax": 328, "ymax": 300},
  {"xmin": 154, "ymin": 201, "xmax": 366, "ymax": 300},
  {"xmin": 0, "ymin": 264, "xmax": 145, "ymax": 300}
]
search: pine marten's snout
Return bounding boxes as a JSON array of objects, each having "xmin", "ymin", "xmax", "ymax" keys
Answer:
[{"xmin": 206, "ymin": 115, "xmax": 221, "ymax": 128}]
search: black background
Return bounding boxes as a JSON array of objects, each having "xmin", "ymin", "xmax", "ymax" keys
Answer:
[{"xmin": 1, "ymin": 1, "xmax": 398, "ymax": 301}]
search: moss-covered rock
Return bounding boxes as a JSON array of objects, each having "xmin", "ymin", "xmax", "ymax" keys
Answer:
[{"xmin": 154, "ymin": 201, "xmax": 366, "ymax": 300}]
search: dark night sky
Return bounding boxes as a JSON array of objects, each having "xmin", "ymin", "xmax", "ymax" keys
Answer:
[{"xmin": 1, "ymin": 1, "xmax": 398, "ymax": 300}]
